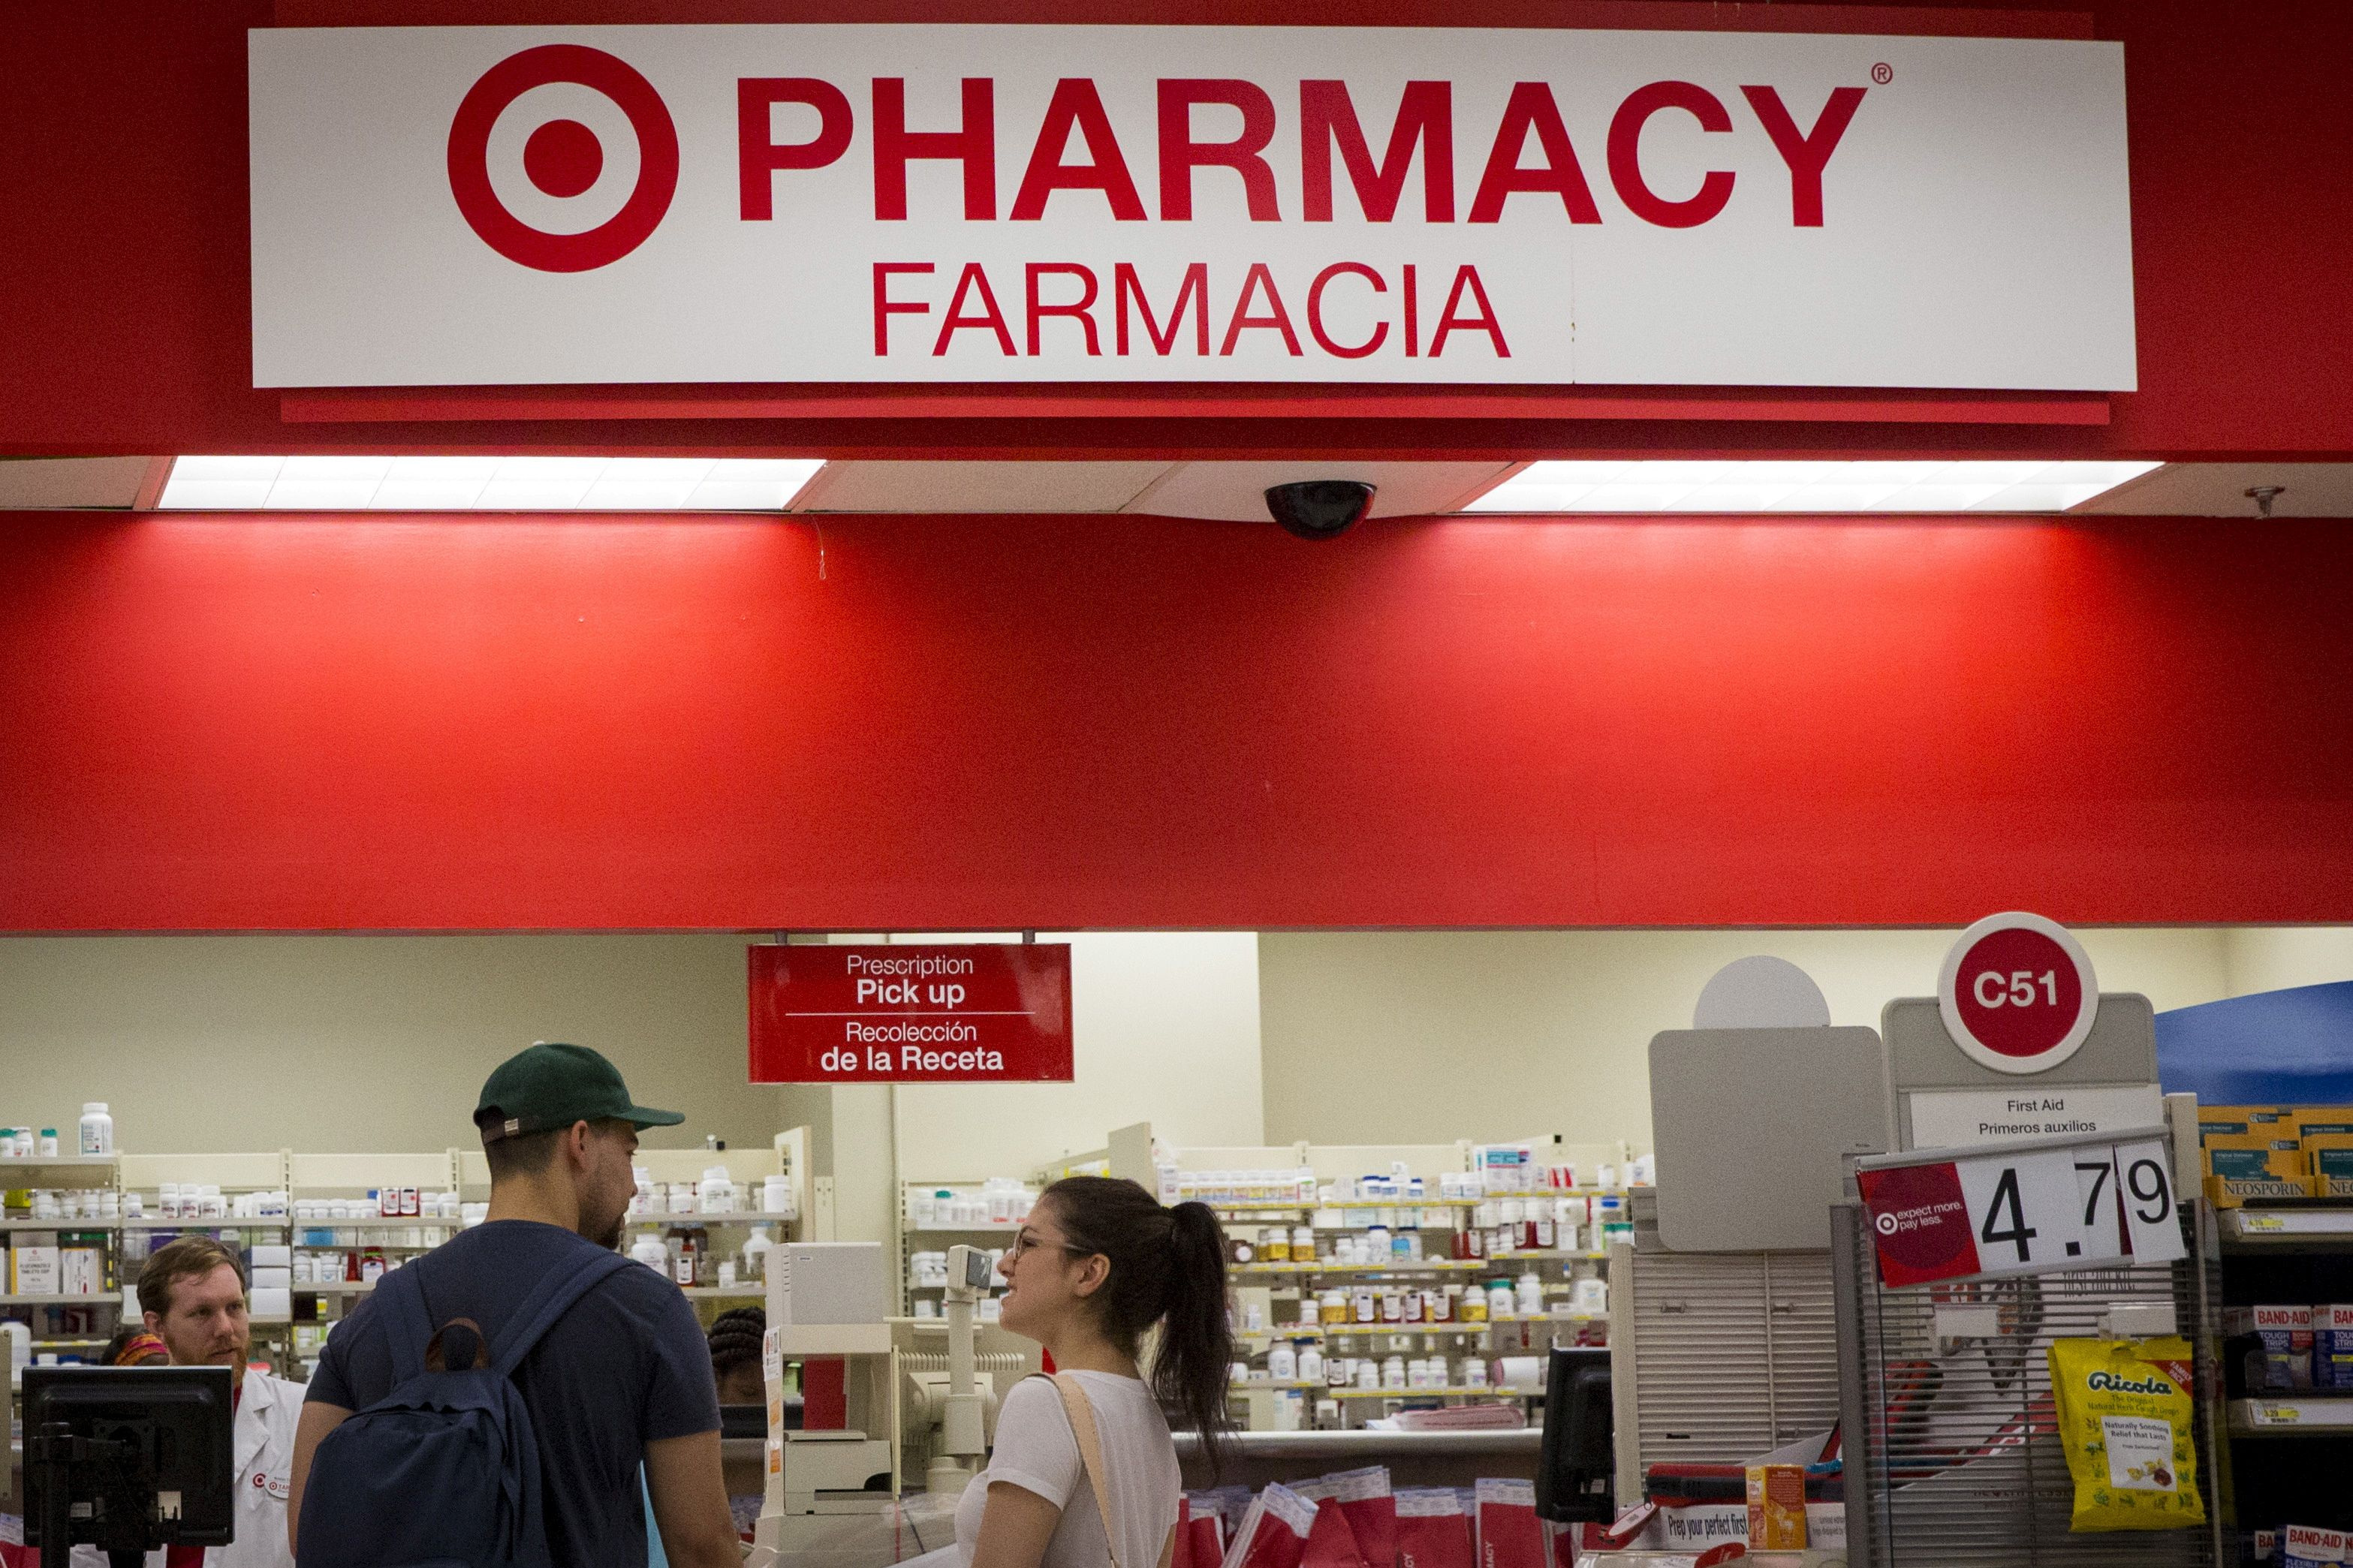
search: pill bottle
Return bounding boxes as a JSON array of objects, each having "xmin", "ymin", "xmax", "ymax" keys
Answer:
[
  {"xmin": 1365, "ymin": 1223, "xmax": 1390, "ymax": 1257},
  {"xmin": 78, "ymin": 1103, "xmax": 113, "ymax": 1157},
  {"xmin": 1381, "ymin": 1356, "xmax": 1407, "ymax": 1389},
  {"xmin": 37, "ymin": 1130, "xmax": 58, "ymax": 1158},
  {"xmin": 1379, "ymin": 1289, "xmax": 1404, "ymax": 1323},
  {"xmin": 1429, "ymin": 1286, "xmax": 1455, "ymax": 1323},
  {"xmin": 1261, "ymin": 1229, "xmax": 1290, "ymax": 1263},
  {"xmin": 1351, "ymin": 1286, "xmax": 1377, "ymax": 1323},
  {"xmin": 1298, "ymin": 1344, "xmax": 1324, "ymax": 1383},
  {"xmin": 1268, "ymin": 1342, "xmax": 1297, "ymax": 1382},
  {"xmin": 1463, "ymin": 1358, "xmax": 1488, "ymax": 1387},
  {"xmin": 1320, "ymin": 1289, "xmax": 1348, "ymax": 1325},
  {"xmin": 1487, "ymin": 1280, "xmax": 1516, "ymax": 1320},
  {"xmin": 1403, "ymin": 1289, "xmax": 1425, "ymax": 1323},
  {"xmin": 1460, "ymin": 1287, "xmax": 1488, "ymax": 1323},
  {"xmin": 1327, "ymin": 1353, "xmax": 1351, "ymax": 1388},
  {"xmin": 1355, "ymin": 1359, "xmax": 1379, "ymax": 1389},
  {"xmin": 1294, "ymin": 1226, "xmax": 1315, "ymax": 1259},
  {"xmin": 1516, "ymin": 1272, "xmax": 1544, "ymax": 1317}
]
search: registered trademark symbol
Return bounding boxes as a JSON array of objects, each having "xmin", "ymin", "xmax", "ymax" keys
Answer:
[{"xmin": 1872, "ymin": 62, "xmax": 1894, "ymax": 84}]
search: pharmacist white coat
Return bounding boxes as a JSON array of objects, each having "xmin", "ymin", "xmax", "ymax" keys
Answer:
[{"xmin": 70, "ymin": 1367, "xmax": 302, "ymax": 1568}]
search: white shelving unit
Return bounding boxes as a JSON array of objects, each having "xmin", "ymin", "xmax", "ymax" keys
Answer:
[
  {"xmin": 1146, "ymin": 1131, "xmax": 1636, "ymax": 1431},
  {"xmin": 895, "ymin": 1178, "xmax": 1035, "ymax": 1314},
  {"xmin": 5, "ymin": 1130, "xmax": 814, "ymax": 1380}
]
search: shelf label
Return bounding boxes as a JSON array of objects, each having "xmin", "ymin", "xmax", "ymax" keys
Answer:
[
  {"xmin": 1858, "ymin": 1135, "xmax": 2184, "ymax": 1288},
  {"xmin": 749, "ymin": 942, "xmax": 1072, "ymax": 1082}
]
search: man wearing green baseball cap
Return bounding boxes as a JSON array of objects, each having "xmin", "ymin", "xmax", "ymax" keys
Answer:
[{"xmin": 288, "ymin": 1043, "xmax": 740, "ymax": 1568}]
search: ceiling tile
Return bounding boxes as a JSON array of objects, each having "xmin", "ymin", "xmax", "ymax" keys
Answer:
[
  {"xmin": 1124, "ymin": 461, "xmax": 1514, "ymax": 522},
  {"xmin": 0, "ymin": 456, "xmax": 153, "ymax": 509},
  {"xmin": 2068, "ymin": 462, "xmax": 2353, "ymax": 517},
  {"xmin": 795, "ymin": 461, "xmax": 1172, "ymax": 513}
]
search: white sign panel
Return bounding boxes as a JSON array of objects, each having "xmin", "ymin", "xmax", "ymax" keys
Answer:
[
  {"xmin": 1907, "ymin": 1082, "xmax": 2164, "ymax": 1148},
  {"xmin": 248, "ymin": 25, "xmax": 2136, "ymax": 390}
]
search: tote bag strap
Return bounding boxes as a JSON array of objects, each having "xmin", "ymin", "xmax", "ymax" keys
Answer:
[{"xmin": 1048, "ymin": 1373, "xmax": 1177, "ymax": 1568}]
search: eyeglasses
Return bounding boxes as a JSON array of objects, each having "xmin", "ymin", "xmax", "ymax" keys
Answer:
[{"xmin": 1008, "ymin": 1226, "xmax": 1084, "ymax": 1260}]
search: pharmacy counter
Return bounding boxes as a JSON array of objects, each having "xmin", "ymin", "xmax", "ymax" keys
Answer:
[{"xmin": 1173, "ymin": 1426, "xmax": 1539, "ymax": 1489}]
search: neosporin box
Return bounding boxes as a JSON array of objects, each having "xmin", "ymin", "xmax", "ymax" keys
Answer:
[{"xmin": 2204, "ymin": 1116, "xmax": 2306, "ymax": 1208}]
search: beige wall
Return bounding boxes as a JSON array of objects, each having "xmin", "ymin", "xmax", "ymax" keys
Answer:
[
  {"xmin": 12, "ymin": 924, "xmax": 2345, "ymax": 1203},
  {"xmin": 0, "ymin": 931, "xmax": 1260, "ymax": 1246},
  {"xmin": 891, "ymin": 931, "xmax": 1264, "ymax": 1181},
  {"xmin": 0, "ymin": 934, "xmax": 791, "ymax": 1156},
  {"xmin": 2224, "ymin": 927, "xmax": 2353, "ymax": 996},
  {"xmin": 1256, "ymin": 927, "xmax": 2236, "ymax": 1150}
]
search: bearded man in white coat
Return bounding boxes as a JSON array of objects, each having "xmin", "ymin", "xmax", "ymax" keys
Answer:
[{"xmin": 72, "ymin": 1235, "xmax": 303, "ymax": 1568}]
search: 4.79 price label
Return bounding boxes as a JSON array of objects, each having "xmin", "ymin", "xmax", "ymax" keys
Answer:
[{"xmin": 1859, "ymin": 1137, "xmax": 2183, "ymax": 1288}]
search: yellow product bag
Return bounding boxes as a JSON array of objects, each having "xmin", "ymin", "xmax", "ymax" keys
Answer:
[{"xmin": 2047, "ymin": 1337, "xmax": 2205, "ymax": 1531}]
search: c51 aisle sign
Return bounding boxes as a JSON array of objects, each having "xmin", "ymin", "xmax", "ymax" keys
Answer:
[{"xmin": 1857, "ymin": 910, "xmax": 2184, "ymax": 1288}]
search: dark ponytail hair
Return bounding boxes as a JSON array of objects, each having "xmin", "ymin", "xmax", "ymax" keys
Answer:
[{"xmin": 1039, "ymin": 1175, "xmax": 1235, "ymax": 1464}]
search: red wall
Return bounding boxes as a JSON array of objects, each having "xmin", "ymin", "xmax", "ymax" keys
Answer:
[
  {"xmin": 5, "ymin": 507, "xmax": 2349, "ymax": 931},
  {"xmin": 4, "ymin": 1, "xmax": 2352, "ymax": 459}
]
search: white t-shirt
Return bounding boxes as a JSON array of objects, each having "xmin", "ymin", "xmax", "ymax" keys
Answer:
[{"xmin": 954, "ymin": 1372, "xmax": 1180, "ymax": 1568}]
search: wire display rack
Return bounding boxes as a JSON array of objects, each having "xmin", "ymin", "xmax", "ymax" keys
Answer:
[{"xmin": 1833, "ymin": 1198, "xmax": 2224, "ymax": 1568}]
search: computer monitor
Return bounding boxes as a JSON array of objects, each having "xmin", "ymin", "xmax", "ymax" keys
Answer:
[
  {"xmin": 22, "ymin": 1365, "xmax": 237, "ymax": 1568},
  {"xmin": 1534, "ymin": 1345, "xmax": 1614, "ymax": 1524}
]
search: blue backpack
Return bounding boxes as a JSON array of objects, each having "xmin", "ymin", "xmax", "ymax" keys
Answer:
[{"xmin": 297, "ymin": 1246, "xmax": 635, "ymax": 1567}]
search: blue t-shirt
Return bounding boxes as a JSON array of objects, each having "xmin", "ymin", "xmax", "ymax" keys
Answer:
[{"xmin": 307, "ymin": 1220, "xmax": 721, "ymax": 1567}]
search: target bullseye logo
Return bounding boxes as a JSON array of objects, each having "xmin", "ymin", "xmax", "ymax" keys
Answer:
[{"xmin": 447, "ymin": 45, "xmax": 679, "ymax": 272}]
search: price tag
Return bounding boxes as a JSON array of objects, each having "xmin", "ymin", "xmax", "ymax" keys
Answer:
[
  {"xmin": 1954, "ymin": 1148, "xmax": 2095, "ymax": 1275},
  {"xmin": 2113, "ymin": 1137, "xmax": 2186, "ymax": 1264},
  {"xmin": 2246, "ymin": 1215, "xmax": 2289, "ymax": 1234},
  {"xmin": 1862, "ymin": 1136, "xmax": 2183, "ymax": 1287}
]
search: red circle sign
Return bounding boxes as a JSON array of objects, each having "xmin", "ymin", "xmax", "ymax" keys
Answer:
[
  {"xmin": 1938, "ymin": 912, "xmax": 2098, "ymax": 1074},
  {"xmin": 446, "ymin": 45, "xmax": 678, "ymax": 273}
]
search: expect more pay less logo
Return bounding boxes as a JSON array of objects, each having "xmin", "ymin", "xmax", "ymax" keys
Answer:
[
  {"xmin": 1857, "ymin": 1161, "xmax": 1978, "ymax": 1287},
  {"xmin": 447, "ymin": 43, "xmax": 1869, "ymax": 364}
]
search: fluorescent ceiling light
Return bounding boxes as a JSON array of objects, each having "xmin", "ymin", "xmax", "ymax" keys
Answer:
[
  {"xmin": 1465, "ymin": 460, "xmax": 2164, "ymax": 514},
  {"xmin": 158, "ymin": 456, "xmax": 824, "ymax": 512}
]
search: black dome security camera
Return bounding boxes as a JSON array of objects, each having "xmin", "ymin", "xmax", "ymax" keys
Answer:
[{"xmin": 1264, "ymin": 480, "xmax": 1375, "ymax": 540}]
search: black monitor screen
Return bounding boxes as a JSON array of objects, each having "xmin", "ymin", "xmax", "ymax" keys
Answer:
[
  {"xmin": 23, "ymin": 1365, "xmax": 237, "ymax": 1554},
  {"xmin": 1535, "ymin": 1345, "xmax": 1614, "ymax": 1524}
]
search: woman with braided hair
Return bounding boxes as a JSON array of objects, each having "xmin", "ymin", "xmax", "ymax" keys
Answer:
[{"xmin": 706, "ymin": 1305, "xmax": 768, "ymax": 1407}]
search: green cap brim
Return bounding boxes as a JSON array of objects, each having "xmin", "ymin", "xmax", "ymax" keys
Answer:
[{"xmin": 625, "ymin": 1105, "xmax": 685, "ymax": 1128}]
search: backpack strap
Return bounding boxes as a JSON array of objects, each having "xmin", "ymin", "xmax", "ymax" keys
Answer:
[
  {"xmin": 491, "ymin": 1245, "xmax": 637, "ymax": 1377},
  {"xmin": 1047, "ymin": 1372, "xmax": 1176, "ymax": 1568},
  {"xmin": 378, "ymin": 1261, "xmax": 437, "ymax": 1383}
]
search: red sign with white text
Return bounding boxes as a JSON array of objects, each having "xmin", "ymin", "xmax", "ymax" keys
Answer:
[
  {"xmin": 1856, "ymin": 1160, "xmax": 1980, "ymax": 1287},
  {"xmin": 1936, "ymin": 911, "xmax": 2099, "ymax": 1076},
  {"xmin": 749, "ymin": 944, "xmax": 1073, "ymax": 1082}
]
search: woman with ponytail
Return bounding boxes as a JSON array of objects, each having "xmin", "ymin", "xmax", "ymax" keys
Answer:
[{"xmin": 957, "ymin": 1176, "xmax": 1234, "ymax": 1568}]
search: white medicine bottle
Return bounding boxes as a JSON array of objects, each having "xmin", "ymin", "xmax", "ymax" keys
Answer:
[
  {"xmin": 742, "ymin": 1223, "xmax": 775, "ymax": 1282},
  {"xmin": 629, "ymin": 1229, "xmax": 669, "ymax": 1272},
  {"xmin": 79, "ymin": 1103, "xmax": 113, "ymax": 1157}
]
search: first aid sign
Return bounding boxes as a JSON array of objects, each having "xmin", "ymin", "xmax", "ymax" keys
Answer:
[{"xmin": 749, "ymin": 944, "xmax": 1073, "ymax": 1083}]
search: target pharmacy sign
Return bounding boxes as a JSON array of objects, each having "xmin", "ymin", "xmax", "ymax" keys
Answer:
[{"xmin": 248, "ymin": 24, "xmax": 2134, "ymax": 389}]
